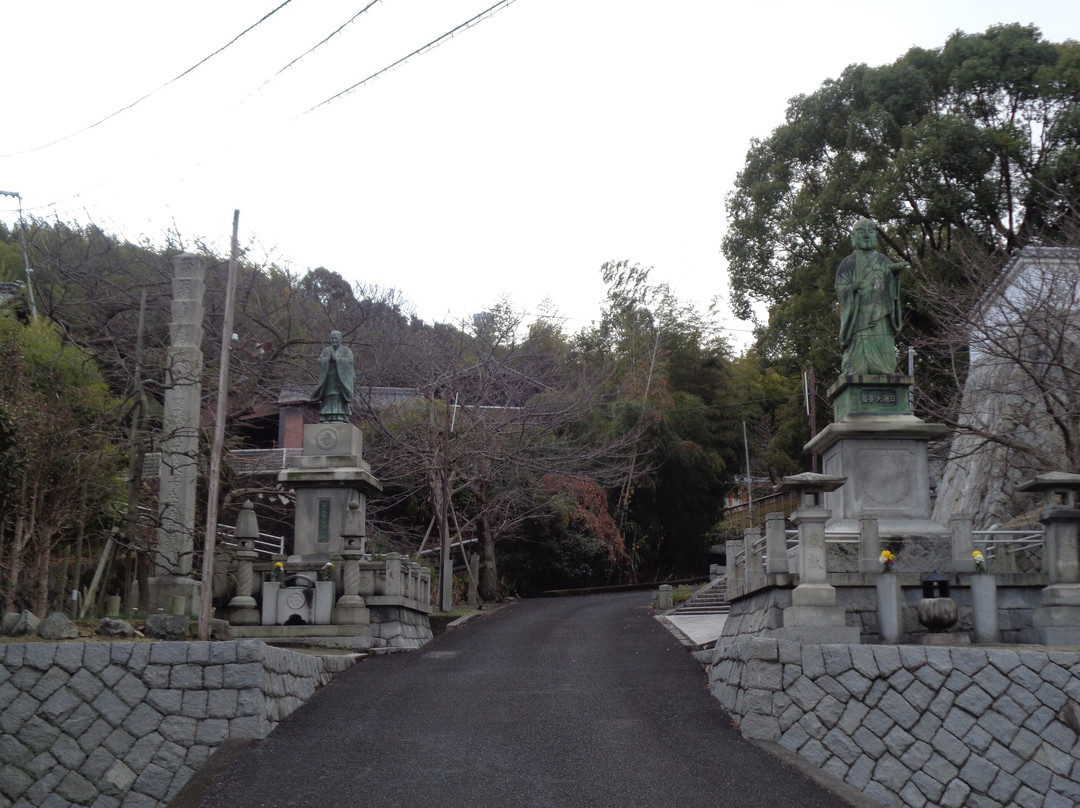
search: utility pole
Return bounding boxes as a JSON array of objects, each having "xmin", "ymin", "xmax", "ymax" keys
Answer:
[
  {"xmin": 439, "ymin": 392, "xmax": 454, "ymax": 612},
  {"xmin": 198, "ymin": 210, "xmax": 241, "ymax": 641},
  {"xmin": 805, "ymin": 368, "xmax": 818, "ymax": 473},
  {"xmin": 0, "ymin": 189, "xmax": 38, "ymax": 319}
]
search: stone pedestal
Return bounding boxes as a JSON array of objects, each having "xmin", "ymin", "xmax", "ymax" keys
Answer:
[
  {"xmin": 278, "ymin": 423, "xmax": 382, "ymax": 563},
  {"xmin": 807, "ymin": 376, "xmax": 948, "ymax": 538},
  {"xmin": 335, "ymin": 548, "xmax": 370, "ymax": 625},
  {"xmin": 1033, "ymin": 584, "xmax": 1080, "ymax": 645}
]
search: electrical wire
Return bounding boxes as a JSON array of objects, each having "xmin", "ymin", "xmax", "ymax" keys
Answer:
[
  {"xmin": 0, "ymin": 1, "xmax": 295, "ymax": 159},
  {"xmin": 301, "ymin": 0, "xmax": 517, "ymax": 115},
  {"xmin": 258, "ymin": 1, "xmax": 382, "ymax": 90}
]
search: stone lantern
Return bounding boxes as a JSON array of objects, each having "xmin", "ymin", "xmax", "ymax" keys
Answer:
[
  {"xmin": 772, "ymin": 472, "xmax": 860, "ymax": 644},
  {"xmin": 228, "ymin": 501, "xmax": 261, "ymax": 625},
  {"xmin": 1020, "ymin": 472, "xmax": 1080, "ymax": 644}
]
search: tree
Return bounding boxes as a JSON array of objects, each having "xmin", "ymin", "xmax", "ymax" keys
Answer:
[
  {"xmin": 724, "ymin": 24, "xmax": 1080, "ymax": 339},
  {"xmin": 361, "ymin": 303, "xmax": 639, "ymax": 601},
  {"xmin": 572, "ymin": 262, "xmax": 741, "ymax": 577},
  {"xmin": 0, "ymin": 313, "xmax": 124, "ymax": 614},
  {"xmin": 916, "ymin": 226, "xmax": 1080, "ymax": 526}
]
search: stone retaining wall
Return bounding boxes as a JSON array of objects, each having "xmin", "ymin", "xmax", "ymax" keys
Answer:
[
  {"xmin": 706, "ymin": 637, "xmax": 1080, "ymax": 807},
  {"xmin": 0, "ymin": 640, "xmax": 352, "ymax": 808},
  {"xmin": 370, "ymin": 605, "xmax": 434, "ymax": 648}
]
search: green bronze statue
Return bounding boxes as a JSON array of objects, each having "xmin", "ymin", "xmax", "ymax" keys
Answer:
[
  {"xmin": 311, "ymin": 330, "xmax": 355, "ymax": 423},
  {"xmin": 835, "ymin": 218, "xmax": 907, "ymax": 375}
]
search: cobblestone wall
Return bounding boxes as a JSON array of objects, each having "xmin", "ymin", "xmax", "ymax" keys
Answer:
[
  {"xmin": 0, "ymin": 640, "xmax": 352, "ymax": 808},
  {"xmin": 707, "ymin": 638, "xmax": 1080, "ymax": 807}
]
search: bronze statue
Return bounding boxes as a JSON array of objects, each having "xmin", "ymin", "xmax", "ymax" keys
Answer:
[
  {"xmin": 311, "ymin": 330, "xmax": 355, "ymax": 423},
  {"xmin": 835, "ymin": 218, "xmax": 907, "ymax": 375}
]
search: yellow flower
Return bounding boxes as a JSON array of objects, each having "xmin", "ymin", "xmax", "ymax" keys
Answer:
[
  {"xmin": 879, "ymin": 550, "xmax": 896, "ymax": 562},
  {"xmin": 972, "ymin": 551, "xmax": 983, "ymax": 560},
  {"xmin": 274, "ymin": 561, "xmax": 284, "ymax": 569}
]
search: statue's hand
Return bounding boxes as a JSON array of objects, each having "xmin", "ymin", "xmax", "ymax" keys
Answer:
[{"xmin": 890, "ymin": 261, "xmax": 908, "ymax": 274}]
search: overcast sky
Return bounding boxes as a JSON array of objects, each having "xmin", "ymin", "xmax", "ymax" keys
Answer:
[{"xmin": 2, "ymin": 1, "xmax": 1077, "ymax": 348}]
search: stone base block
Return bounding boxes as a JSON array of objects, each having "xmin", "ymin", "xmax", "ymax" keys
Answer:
[
  {"xmin": 334, "ymin": 596, "xmax": 370, "ymax": 626},
  {"xmin": 229, "ymin": 600, "xmax": 260, "ymax": 626},
  {"xmin": 791, "ymin": 583, "xmax": 838, "ymax": 608},
  {"xmin": 1037, "ymin": 626, "xmax": 1080, "ymax": 645},
  {"xmin": 772, "ymin": 625, "xmax": 861, "ymax": 644},
  {"xmin": 1033, "ymin": 605, "xmax": 1080, "ymax": 628},
  {"xmin": 920, "ymin": 632, "xmax": 971, "ymax": 646},
  {"xmin": 782, "ymin": 604, "xmax": 848, "ymax": 627},
  {"xmin": 1041, "ymin": 584, "xmax": 1080, "ymax": 608}
]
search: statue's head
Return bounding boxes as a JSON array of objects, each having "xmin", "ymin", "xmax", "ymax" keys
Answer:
[
  {"xmin": 330, "ymin": 330, "xmax": 342, "ymax": 347},
  {"xmin": 852, "ymin": 218, "xmax": 877, "ymax": 250}
]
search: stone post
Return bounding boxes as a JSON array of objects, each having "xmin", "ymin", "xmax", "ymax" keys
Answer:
[
  {"xmin": 419, "ymin": 567, "xmax": 431, "ymax": 605},
  {"xmin": 1020, "ymin": 472, "xmax": 1080, "ymax": 645},
  {"xmin": 876, "ymin": 574, "xmax": 902, "ymax": 643},
  {"xmin": 773, "ymin": 472, "xmax": 860, "ymax": 644},
  {"xmin": 228, "ymin": 501, "xmax": 261, "ymax": 625},
  {"xmin": 725, "ymin": 540, "xmax": 742, "ymax": 594},
  {"xmin": 656, "ymin": 584, "xmax": 674, "ymax": 610},
  {"xmin": 970, "ymin": 574, "xmax": 999, "ymax": 644},
  {"xmin": 950, "ymin": 513, "xmax": 976, "ymax": 573},
  {"xmin": 385, "ymin": 553, "xmax": 404, "ymax": 597},
  {"xmin": 764, "ymin": 512, "xmax": 789, "ymax": 575},
  {"xmin": 743, "ymin": 526, "xmax": 763, "ymax": 587},
  {"xmin": 150, "ymin": 253, "xmax": 206, "ymax": 610},
  {"xmin": 859, "ymin": 513, "xmax": 881, "ymax": 574}
]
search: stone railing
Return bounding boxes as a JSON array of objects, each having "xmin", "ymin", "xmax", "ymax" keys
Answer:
[
  {"xmin": 706, "ymin": 637, "xmax": 1080, "ymax": 808},
  {"xmin": 0, "ymin": 640, "xmax": 354, "ymax": 807}
]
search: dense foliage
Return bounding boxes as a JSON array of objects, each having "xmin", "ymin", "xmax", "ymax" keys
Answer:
[
  {"xmin": 721, "ymin": 23, "xmax": 1080, "ymax": 475},
  {"xmin": 0, "ymin": 219, "xmax": 749, "ymax": 611}
]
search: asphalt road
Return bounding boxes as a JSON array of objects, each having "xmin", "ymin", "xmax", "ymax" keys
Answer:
[{"xmin": 197, "ymin": 592, "xmax": 845, "ymax": 808}]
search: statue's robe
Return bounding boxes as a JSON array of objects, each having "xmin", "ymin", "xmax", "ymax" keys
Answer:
[
  {"xmin": 312, "ymin": 345, "xmax": 355, "ymax": 422},
  {"xmin": 836, "ymin": 250, "xmax": 902, "ymax": 375}
]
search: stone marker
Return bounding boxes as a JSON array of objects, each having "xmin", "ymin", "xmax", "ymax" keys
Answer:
[{"xmin": 151, "ymin": 252, "xmax": 206, "ymax": 611}]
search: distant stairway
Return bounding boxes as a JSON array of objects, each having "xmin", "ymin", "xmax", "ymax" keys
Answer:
[{"xmin": 670, "ymin": 577, "xmax": 729, "ymax": 615}]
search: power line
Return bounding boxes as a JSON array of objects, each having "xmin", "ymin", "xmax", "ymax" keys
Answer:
[
  {"xmin": 258, "ymin": 1, "xmax": 382, "ymax": 91},
  {"xmin": 0, "ymin": 1, "xmax": 295, "ymax": 159},
  {"xmin": 302, "ymin": 0, "xmax": 518, "ymax": 115}
]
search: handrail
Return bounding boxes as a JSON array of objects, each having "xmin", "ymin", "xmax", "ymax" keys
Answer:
[{"xmin": 217, "ymin": 523, "xmax": 286, "ymax": 557}]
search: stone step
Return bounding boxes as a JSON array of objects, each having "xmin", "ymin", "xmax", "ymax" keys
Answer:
[
  {"xmin": 670, "ymin": 577, "xmax": 729, "ymax": 615},
  {"xmin": 672, "ymin": 601, "xmax": 728, "ymax": 615}
]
